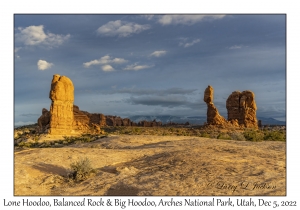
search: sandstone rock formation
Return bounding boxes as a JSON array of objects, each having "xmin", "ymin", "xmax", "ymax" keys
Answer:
[
  {"xmin": 203, "ymin": 85, "xmax": 258, "ymax": 128},
  {"xmin": 37, "ymin": 108, "xmax": 50, "ymax": 132},
  {"xmin": 258, "ymin": 120, "xmax": 262, "ymax": 128},
  {"xmin": 203, "ymin": 85, "xmax": 227, "ymax": 126},
  {"xmin": 37, "ymin": 74, "xmax": 171, "ymax": 135},
  {"xmin": 49, "ymin": 75, "xmax": 74, "ymax": 135},
  {"xmin": 138, "ymin": 119, "xmax": 162, "ymax": 127},
  {"xmin": 226, "ymin": 90, "xmax": 258, "ymax": 128}
]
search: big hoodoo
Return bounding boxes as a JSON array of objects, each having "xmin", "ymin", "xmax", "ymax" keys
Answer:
[
  {"xmin": 48, "ymin": 74, "xmax": 75, "ymax": 135},
  {"xmin": 226, "ymin": 90, "xmax": 258, "ymax": 128}
]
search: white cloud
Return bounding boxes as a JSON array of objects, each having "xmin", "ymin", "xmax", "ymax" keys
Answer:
[
  {"xmin": 96, "ymin": 20, "xmax": 151, "ymax": 37},
  {"xmin": 83, "ymin": 55, "xmax": 128, "ymax": 68},
  {"xmin": 102, "ymin": 65, "xmax": 114, "ymax": 72},
  {"xmin": 112, "ymin": 58, "xmax": 128, "ymax": 64},
  {"xmin": 124, "ymin": 63, "xmax": 153, "ymax": 71},
  {"xmin": 14, "ymin": 47, "xmax": 22, "ymax": 58},
  {"xmin": 158, "ymin": 15, "xmax": 226, "ymax": 25},
  {"xmin": 229, "ymin": 45, "xmax": 243, "ymax": 50},
  {"xmin": 44, "ymin": 33, "xmax": 70, "ymax": 46},
  {"xmin": 150, "ymin": 50, "xmax": 167, "ymax": 57},
  {"xmin": 15, "ymin": 25, "xmax": 70, "ymax": 47},
  {"xmin": 179, "ymin": 38, "xmax": 200, "ymax": 48},
  {"xmin": 14, "ymin": 47, "xmax": 22, "ymax": 53},
  {"xmin": 37, "ymin": 59, "xmax": 53, "ymax": 70}
]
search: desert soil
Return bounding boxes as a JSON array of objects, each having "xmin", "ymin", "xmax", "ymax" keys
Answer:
[{"xmin": 14, "ymin": 135, "xmax": 286, "ymax": 196}]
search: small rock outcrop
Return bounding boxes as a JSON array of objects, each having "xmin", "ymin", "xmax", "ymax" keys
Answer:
[
  {"xmin": 258, "ymin": 120, "xmax": 262, "ymax": 128},
  {"xmin": 49, "ymin": 74, "xmax": 74, "ymax": 135},
  {"xmin": 37, "ymin": 108, "xmax": 50, "ymax": 132},
  {"xmin": 226, "ymin": 90, "xmax": 258, "ymax": 128},
  {"xmin": 203, "ymin": 85, "xmax": 227, "ymax": 125}
]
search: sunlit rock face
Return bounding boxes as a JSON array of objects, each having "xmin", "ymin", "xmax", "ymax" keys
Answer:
[
  {"xmin": 226, "ymin": 90, "xmax": 258, "ymax": 128},
  {"xmin": 203, "ymin": 85, "xmax": 227, "ymax": 126},
  {"xmin": 49, "ymin": 74, "xmax": 74, "ymax": 135},
  {"xmin": 204, "ymin": 85, "xmax": 258, "ymax": 128}
]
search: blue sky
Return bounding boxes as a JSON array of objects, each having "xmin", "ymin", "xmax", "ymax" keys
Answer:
[{"xmin": 14, "ymin": 14, "xmax": 286, "ymax": 125}]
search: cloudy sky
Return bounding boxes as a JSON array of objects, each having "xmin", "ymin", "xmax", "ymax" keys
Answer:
[{"xmin": 14, "ymin": 14, "xmax": 286, "ymax": 125}]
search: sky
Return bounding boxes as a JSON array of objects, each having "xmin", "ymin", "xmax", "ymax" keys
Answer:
[{"xmin": 14, "ymin": 14, "xmax": 286, "ymax": 126}]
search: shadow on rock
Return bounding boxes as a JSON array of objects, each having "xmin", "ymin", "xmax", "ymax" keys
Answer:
[
  {"xmin": 105, "ymin": 182, "xmax": 140, "ymax": 196},
  {"xmin": 32, "ymin": 163, "xmax": 68, "ymax": 176}
]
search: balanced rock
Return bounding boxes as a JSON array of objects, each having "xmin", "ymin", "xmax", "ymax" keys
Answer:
[
  {"xmin": 203, "ymin": 85, "xmax": 227, "ymax": 125},
  {"xmin": 204, "ymin": 85, "xmax": 214, "ymax": 104},
  {"xmin": 49, "ymin": 74, "xmax": 74, "ymax": 135}
]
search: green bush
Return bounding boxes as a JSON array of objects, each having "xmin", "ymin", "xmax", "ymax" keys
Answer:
[
  {"xmin": 209, "ymin": 132, "xmax": 219, "ymax": 139},
  {"xmin": 229, "ymin": 131, "xmax": 246, "ymax": 141},
  {"xmin": 201, "ymin": 132, "xmax": 210, "ymax": 138},
  {"xmin": 133, "ymin": 127, "xmax": 141, "ymax": 134},
  {"xmin": 69, "ymin": 157, "xmax": 94, "ymax": 182},
  {"xmin": 243, "ymin": 129, "xmax": 264, "ymax": 141},
  {"xmin": 263, "ymin": 130, "xmax": 286, "ymax": 141},
  {"xmin": 217, "ymin": 133, "xmax": 231, "ymax": 140}
]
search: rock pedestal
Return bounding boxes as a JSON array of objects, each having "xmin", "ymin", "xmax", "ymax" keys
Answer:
[
  {"xmin": 203, "ymin": 85, "xmax": 227, "ymax": 125},
  {"xmin": 49, "ymin": 74, "xmax": 74, "ymax": 135}
]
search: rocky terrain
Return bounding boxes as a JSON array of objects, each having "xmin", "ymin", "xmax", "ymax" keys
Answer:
[{"xmin": 14, "ymin": 134, "xmax": 285, "ymax": 196}]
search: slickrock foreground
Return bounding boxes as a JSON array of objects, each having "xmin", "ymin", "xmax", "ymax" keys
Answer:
[{"xmin": 14, "ymin": 135, "xmax": 286, "ymax": 196}]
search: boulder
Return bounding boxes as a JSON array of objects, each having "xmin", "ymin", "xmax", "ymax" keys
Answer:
[{"xmin": 204, "ymin": 85, "xmax": 214, "ymax": 104}]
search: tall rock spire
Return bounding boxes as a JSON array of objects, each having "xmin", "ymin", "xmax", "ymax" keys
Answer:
[{"xmin": 49, "ymin": 74, "xmax": 74, "ymax": 135}]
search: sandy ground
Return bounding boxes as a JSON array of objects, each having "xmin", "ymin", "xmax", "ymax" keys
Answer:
[{"xmin": 14, "ymin": 135, "xmax": 286, "ymax": 196}]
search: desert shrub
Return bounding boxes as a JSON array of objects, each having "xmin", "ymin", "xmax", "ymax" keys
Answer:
[
  {"xmin": 18, "ymin": 141, "xmax": 32, "ymax": 148},
  {"xmin": 263, "ymin": 130, "xmax": 286, "ymax": 141},
  {"xmin": 169, "ymin": 127, "xmax": 175, "ymax": 132},
  {"xmin": 68, "ymin": 157, "xmax": 94, "ymax": 182},
  {"xmin": 201, "ymin": 131, "xmax": 210, "ymax": 138},
  {"xmin": 209, "ymin": 131, "xmax": 219, "ymax": 139},
  {"xmin": 229, "ymin": 131, "xmax": 246, "ymax": 141},
  {"xmin": 133, "ymin": 127, "xmax": 141, "ymax": 134},
  {"xmin": 217, "ymin": 133, "xmax": 231, "ymax": 140},
  {"xmin": 243, "ymin": 129, "xmax": 264, "ymax": 141}
]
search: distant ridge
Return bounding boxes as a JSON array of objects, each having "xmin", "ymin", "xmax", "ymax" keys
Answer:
[
  {"xmin": 128, "ymin": 115, "xmax": 286, "ymax": 126},
  {"xmin": 14, "ymin": 116, "xmax": 286, "ymax": 127},
  {"xmin": 257, "ymin": 117, "xmax": 286, "ymax": 126}
]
